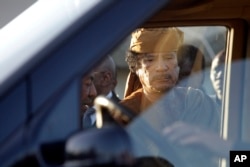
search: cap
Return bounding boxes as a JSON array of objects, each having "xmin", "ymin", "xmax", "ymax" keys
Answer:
[{"xmin": 130, "ymin": 27, "xmax": 184, "ymax": 53}]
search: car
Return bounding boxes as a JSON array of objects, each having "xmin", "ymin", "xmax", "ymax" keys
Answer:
[{"xmin": 0, "ymin": 0, "xmax": 250, "ymax": 167}]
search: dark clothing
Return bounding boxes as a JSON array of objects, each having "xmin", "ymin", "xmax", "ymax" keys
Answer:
[
  {"xmin": 82, "ymin": 107, "xmax": 96, "ymax": 129},
  {"xmin": 82, "ymin": 91, "xmax": 120, "ymax": 129},
  {"xmin": 110, "ymin": 91, "xmax": 121, "ymax": 103}
]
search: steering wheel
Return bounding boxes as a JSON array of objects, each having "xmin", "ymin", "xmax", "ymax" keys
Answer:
[{"xmin": 93, "ymin": 95, "xmax": 188, "ymax": 167}]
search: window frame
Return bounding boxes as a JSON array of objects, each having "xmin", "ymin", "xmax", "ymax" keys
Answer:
[{"xmin": 141, "ymin": 19, "xmax": 247, "ymax": 143}]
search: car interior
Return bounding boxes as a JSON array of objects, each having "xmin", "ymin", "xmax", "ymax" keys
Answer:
[{"xmin": 0, "ymin": 0, "xmax": 250, "ymax": 167}]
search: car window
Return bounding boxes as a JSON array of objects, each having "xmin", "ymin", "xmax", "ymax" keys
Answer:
[
  {"xmin": 112, "ymin": 26, "xmax": 227, "ymax": 103},
  {"xmin": 88, "ymin": 26, "xmax": 228, "ymax": 167}
]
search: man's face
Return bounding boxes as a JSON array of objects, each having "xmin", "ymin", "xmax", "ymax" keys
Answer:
[
  {"xmin": 81, "ymin": 73, "xmax": 97, "ymax": 111},
  {"xmin": 136, "ymin": 52, "xmax": 180, "ymax": 93},
  {"xmin": 92, "ymin": 69, "xmax": 109, "ymax": 96},
  {"xmin": 210, "ymin": 56, "xmax": 225, "ymax": 100},
  {"xmin": 92, "ymin": 70, "xmax": 103, "ymax": 95}
]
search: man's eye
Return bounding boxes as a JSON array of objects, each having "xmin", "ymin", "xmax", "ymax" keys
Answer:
[
  {"xmin": 165, "ymin": 53, "xmax": 175, "ymax": 59},
  {"xmin": 145, "ymin": 58, "xmax": 153, "ymax": 62},
  {"xmin": 84, "ymin": 80, "xmax": 92, "ymax": 86},
  {"xmin": 166, "ymin": 56, "xmax": 173, "ymax": 59},
  {"xmin": 144, "ymin": 57, "xmax": 155, "ymax": 62},
  {"xmin": 85, "ymin": 83, "xmax": 91, "ymax": 87}
]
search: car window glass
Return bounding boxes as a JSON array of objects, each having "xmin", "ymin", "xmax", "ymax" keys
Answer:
[
  {"xmin": 82, "ymin": 26, "xmax": 228, "ymax": 167},
  {"xmin": 112, "ymin": 26, "xmax": 227, "ymax": 102},
  {"xmin": 111, "ymin": 26, "xmax": 227, "ymax": 167}
]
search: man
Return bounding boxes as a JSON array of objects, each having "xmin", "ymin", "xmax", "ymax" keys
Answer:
[
  {"xmin": 82, "ymin": 57, "xmax": 120, "ymax": 128},
  {"xmin": 120, "ymin": 27, "xmax": 220, "ymax": 128},
  {"xmin": 120, "ymin": 27, "xmax": 221, "ymax": 167},
  {"xmin": 210, "ymin": 50, "xmax": 225, "ymax": 105},
  {"xmin": 121, "ymin": 28, "xmax": 182, "ymax": 114},
  {"xmin": 93, "ymin": 56, "xmax": 120, "ymax": 102},
  {"xmin": 80, "ymin": 72, "xmax": 97, "ymax": 128}
]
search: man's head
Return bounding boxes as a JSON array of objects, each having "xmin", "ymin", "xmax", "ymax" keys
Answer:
[
  {"xmin": 93, "ymin": 56, "xmax": 117, "ymax": 96},
  {"xmin": 81, "ymin": 72, "xmax": 97, "ymax": 112},
  {"xmin": 210, "ymin": 50, "xmax": 225, "ymax": 101},
  {"xmin": 126, "ymin": 28, "xmax": 183, "ymax": 95}
]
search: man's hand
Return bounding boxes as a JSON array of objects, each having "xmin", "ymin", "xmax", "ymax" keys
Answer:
[{"xmin": 162, "ymin": 121, "xmax": 233, "ymax": 158}]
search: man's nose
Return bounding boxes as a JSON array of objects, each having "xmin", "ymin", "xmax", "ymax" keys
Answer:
[
  {"xmin": 156, "ymin": 60, "xmax": 169, "ymax": 71},
  {"xmin": 89, "ymin": 84, "xmax": 97, "ymax": 97}
]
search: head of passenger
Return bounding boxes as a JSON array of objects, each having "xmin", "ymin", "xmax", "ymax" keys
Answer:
[
  {"xmin": 177, "ymin": 44, "xmax": 206, "ymax": 89},
  {"xmin": 81, "ymin": 72, "xmax": 97, "ymax": 113},
  {"xmin": 93, "ymin": 56, "xmax": 117, "ymax": 96},
  {"xmin": 210, "ymin": 50, "xmax": 225, "ymax": 101},
  {"xmin": 126, "ymin": 28, "xmax": 184, "ymax": 96}
]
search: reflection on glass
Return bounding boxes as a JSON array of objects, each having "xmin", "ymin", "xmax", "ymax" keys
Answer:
[{"xmin": 91, "ymin": 26, "xmax": 228, "ymax": 167}]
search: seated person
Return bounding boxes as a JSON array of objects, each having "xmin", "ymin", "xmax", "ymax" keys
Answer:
[
  {"xmin": 81, "ymin": 72, "xmax": 97, "ymax": 128},
  {"xmin": 120, "ymin": 27, "xmax": 219, "ymax": 130},
  {"xmin": 210, "ymin": 50, "xmax": 226, "ymax": 105},
  {"xmin": 93, "ymin": 56, "xmax": 120, "ymax": 102},
  {"xmin": 83, "ymin": 56, "xmax": 120, "ymax": 128},
  {"xmin": 107, "ymin": 28, "xmax": 221, "ymax": 167}
]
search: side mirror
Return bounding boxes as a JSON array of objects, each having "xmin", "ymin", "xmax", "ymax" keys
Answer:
[{"xmin": 64, "ymin": 125, "xmax": 135, "ymax": 167}]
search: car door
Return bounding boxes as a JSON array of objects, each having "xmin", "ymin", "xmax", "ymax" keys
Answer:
[{"xmin": 0, "ymin": 0, "xmax": 170, "ymax": 166}]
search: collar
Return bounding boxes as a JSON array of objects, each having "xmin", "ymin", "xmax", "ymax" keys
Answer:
[{"xmin": 106, "ymin": 91, "xmax": 113, "ymax": 98}]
